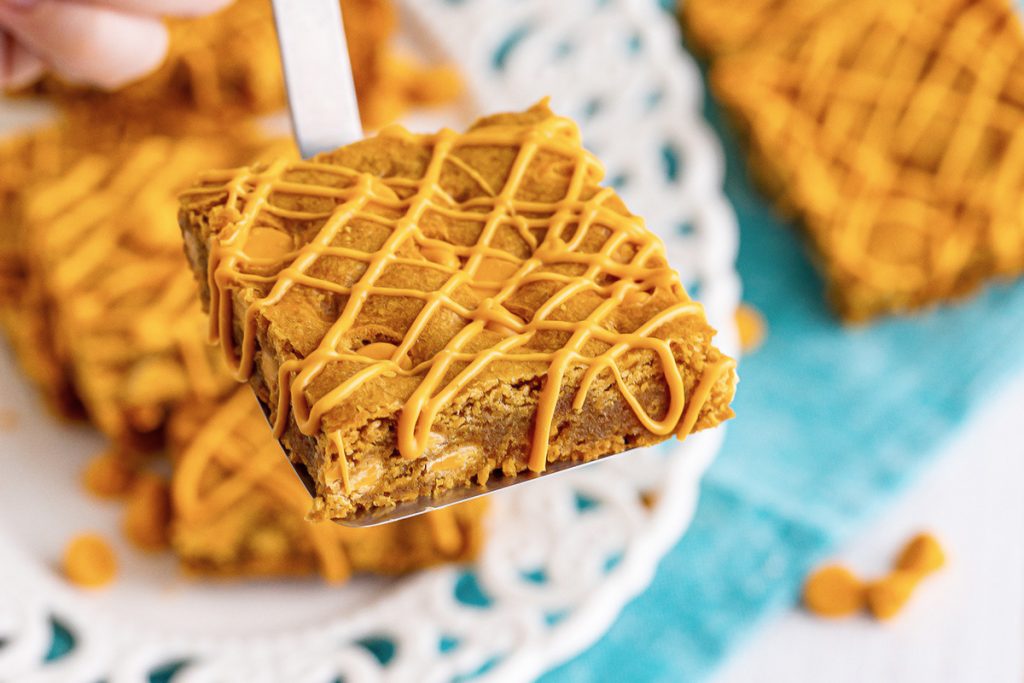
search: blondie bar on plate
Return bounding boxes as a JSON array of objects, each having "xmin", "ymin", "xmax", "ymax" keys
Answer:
[
  {"xmin": 0, "ymin": 110, "xmax": 276, "ymax": 419},
  {"xmin": 179, "ymin": 102, "xmax": 737, "ymax": 522},
  {"xmin": 687, "ymin": 0, "xmax": 1024, "ymax": 320},
  {"xmin": 10, "ymin": 128, "xmax": 277, "ymax": 451},
  {"xmin": 170, "ymin": 387, "xmax": 487, "ymax": 581}
]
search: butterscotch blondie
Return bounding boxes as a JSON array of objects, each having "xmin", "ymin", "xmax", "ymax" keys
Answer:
[
  {"xmin": 681, "ymin": 0, "xmax": 851, "ymax": 59},
  {"xmin": 0, "ymin": 112, "xmax": 254, "ymax": 419},
  {"xmin": 170, "ymin": 388, "xmax": 487, "ymax": 581},
  {"xmin": 15, "ymin": 130, "xmax": 279, "ymax": 451},
  {"xmin": 0, "ymin": 123, "xmax": 129, "ymax": 418},
  {"xmin": 179, "ymin": 102, "xmax": 736, "ymax": 521},
  {"xmin": 689, "ymin": 0, "xmax": 1024, "ymax": 320}
]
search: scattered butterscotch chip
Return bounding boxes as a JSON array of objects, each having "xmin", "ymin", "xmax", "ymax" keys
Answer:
[
  {"xmin": 803, "ymin": 565, "xmax": 865, "ymax": 618},
  {"xmin": 62, "ymin": 533, "xmax": 117, "ymax": 589},
  {"xmin": 866, "ymin": 570, "xmax": 920, "ymax": 621},
  {"xmin": 735, "ymin": 303, "xmax": 766, "ymax": 353},
  {"xmin": 895, "ymin": 532, "xmax": 945, "ymax": 576},
  {"xmin": 805, "ymin": 532, "xmax": 946, "ymax": 622},
  {"xmin": 82, "ymin": 449, "xmax": 138, "ymax": 499},
  {"xmin": 122, "ymin": 474, "xmax": 171, "ymax": 552}
]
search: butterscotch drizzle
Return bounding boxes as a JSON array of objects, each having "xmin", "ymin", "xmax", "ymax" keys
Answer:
[{"xmin": 182, "ymin": 107, "xmax": 734, "ymax": 484}]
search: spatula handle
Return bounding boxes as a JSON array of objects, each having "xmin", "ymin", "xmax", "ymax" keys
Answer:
[{"xmin": 270, "ymin": 0, "xmax": 363, "ymax": 158}]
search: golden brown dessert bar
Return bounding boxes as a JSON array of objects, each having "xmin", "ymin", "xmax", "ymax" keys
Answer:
[
  {"xmin": 0, "ymin": 106, "xmax": 242, "ymax": 303},
  {"xmin": 15, "ymin": 130, "xmax": 282, "ymax": 451},
  {"xmin": 0, "ymin": 290, "xmax": 83, "ymax": 419},
  {"xmin": 690, "ymin": 0, "xmax": 1024, "ymax": 320},
  {"xmin": 18, "ymin": 0, "xmax": 459, "ymax": 130},
  {"xmin": 0, "ymin": 113, "xmax": 245, "ymax": 418},
  {"xmin": 0, "ymin": 132, "xmax": 44, "ymax": 301},
  {"xmin": 0, "ymin": 123, "xmax": 128, "ymax": 418},
  {"xmin": 179, "ymin": 102, "xmax": 737, "ymax": 521},
  {"xmin": 170, "ymin": 387, "xmax": 487, "ymax": 581},
  {"xmin": 680, "ymin": 0, "xmax": 850, "ymax": 59},
  {"xmin": 0, "ymin": 124, "xmax": 98, "ymax": 306}
]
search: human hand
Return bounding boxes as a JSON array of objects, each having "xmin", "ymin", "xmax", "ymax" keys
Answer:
[{"xmin": 0, "ymin": 0, "xmax": 233, "ymax": 90}]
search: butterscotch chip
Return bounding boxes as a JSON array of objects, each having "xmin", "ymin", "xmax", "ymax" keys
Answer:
[
  {"xmin": 82, "ymin": 449, "xmax": 138, "ymax": 499},
  {"xmin": 62, "ymin": 533, "xmax": 117, "ymax": 589},
  {"xmin": 895, "ymin": 532, "xmax": 946, "ymax": 575},
  {"xmin": 123, "ymin": 475, "xmax": 172, "ymax": 552},
  {"xmin": 179, "ymin": 101, "xmax": 737, "ymax": 522},
  {"xmin": 735, "ymin": 303, "xmax": 766, "ymax": 353},
  {"xmin": 866, "ymin": 570, "xmax": 921, "ymax": 621},
  {"xmin": 803, "ymin": 565, "xmax": 865, "ymax": 618}
]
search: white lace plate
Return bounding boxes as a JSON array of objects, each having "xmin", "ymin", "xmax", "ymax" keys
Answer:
[{"xmin": 0, "ymin": 1, "xmax": 739, "ymax": 681}]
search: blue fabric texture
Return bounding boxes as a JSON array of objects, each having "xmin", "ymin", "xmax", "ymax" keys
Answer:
[{"xmin": 542, "ymin": 29, "xmax": 1024, "ymax": 683}]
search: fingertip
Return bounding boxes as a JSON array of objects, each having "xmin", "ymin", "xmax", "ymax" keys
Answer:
[
  {"xmin": 78, "ymin": 18, "xmax": 169, "ymax": 90},
  {"xmin": 96, "ymin": 0, "xmax": 236, "ymax": 19},
  {"xmin": 0, "ymin": 3, "xmax": 172, "ymax": 90},
  {"xmin": 166, "ymin": 0, "xmax": 234, "ymax": 18}
]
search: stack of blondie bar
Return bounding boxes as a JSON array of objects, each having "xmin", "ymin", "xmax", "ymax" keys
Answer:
[{"xmin": 0, "ymin": 0, "xmax": 485, "ymax": 582}]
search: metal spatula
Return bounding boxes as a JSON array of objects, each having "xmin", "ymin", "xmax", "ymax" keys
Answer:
[{"xmin": 271, "ymin": 0, "xmax": 362, "ymax": 157}]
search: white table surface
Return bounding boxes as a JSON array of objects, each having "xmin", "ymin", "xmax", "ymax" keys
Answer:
[{"xmin": 714, "ymin": 373, "xmax": 1024, "ymax": 683}]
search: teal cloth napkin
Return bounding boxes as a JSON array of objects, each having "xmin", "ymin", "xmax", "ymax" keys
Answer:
[{"xmin": 543, "ymin": 26, "xmax": 1024, "ymax": 683}]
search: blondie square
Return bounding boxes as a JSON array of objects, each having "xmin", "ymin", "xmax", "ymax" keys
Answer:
[
  {"xmin": 16, "ymin": 130, "xmax": 277, "ymax": 451},
  {"xmin": 170, "ymin": 387, "xmax": 488, "ymax": 581},
  {"xmin": 681, "ymin": 0, "xmax": 851, "ymax": 59},
  {"xmin": 0, "ymin": 122, "xmax": 135, "ymax": 417},
  {"xmin": 694, "ymin": 0, "xmax": 1024, "ymax": 320},
  {"xmin": 179, "ymin": 102, "xmax": 736, "ymax": 521}
]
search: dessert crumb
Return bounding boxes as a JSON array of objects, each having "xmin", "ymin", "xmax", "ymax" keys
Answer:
[
  {"xmin": 122, "ymin": 474, "xmax": 171, "ymax": 552},
  {"xmin": 803, "ymin": 531, "xmax": 946, "ymax": 621},
  {"xmin": 866, "ymin": 570, "xmax": 920, "ymax": 621},
  {"xmin": 639, "ymin": 490, "xmax": 659, "ymax": 509},
  {"xmin": 802, "ymin": 565, "xmax": 865, "ymax": 618},
  {"xmin": 735, "ymin": 303, "xmax": 766, "ymax": 353},
  {"xmin": 62, "ymin": 533, "xmax": 117, "ymax": 589},
  {"xmin": 895, "ymin": 532, "xmax": 945, "ymax": 575},
  {"xmin": 82, "ymin": 448, "xmax": 138, "ymax": 499}
]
